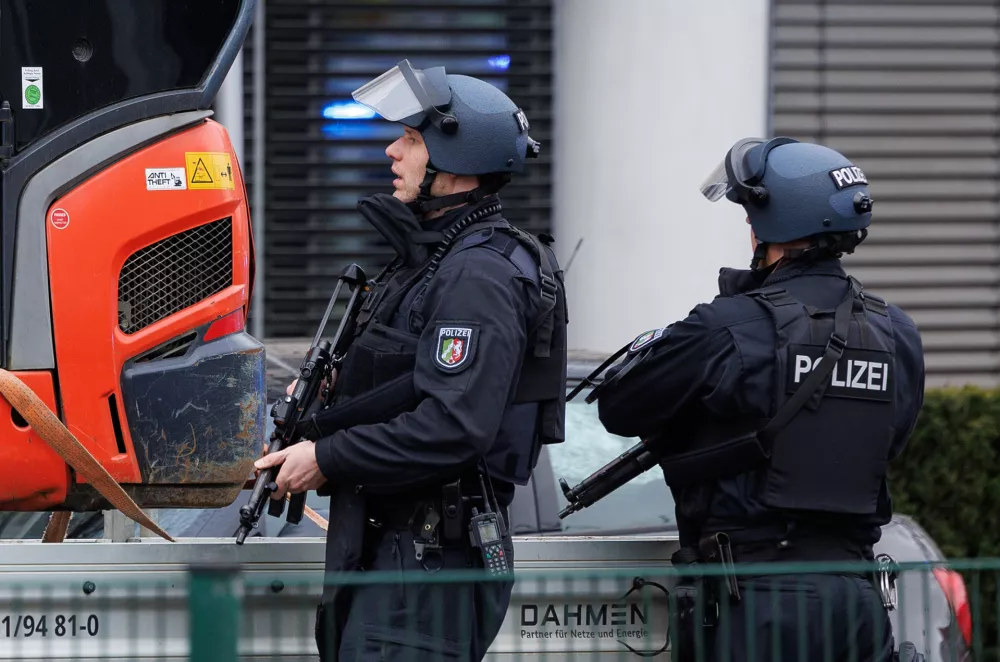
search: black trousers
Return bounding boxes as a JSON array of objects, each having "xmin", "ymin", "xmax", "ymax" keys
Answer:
[
  {"xmin": 317, "ymin": 524, "xmax": 514, "ymax": 661},
  {"xmin": 679, "ymin": 573, "xmax": 894, "ymax": 662}
]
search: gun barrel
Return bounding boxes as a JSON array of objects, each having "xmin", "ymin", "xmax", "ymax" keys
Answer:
[{"xmin": 557, "ymin": 440, "xmax": 660, "ymax": 519}]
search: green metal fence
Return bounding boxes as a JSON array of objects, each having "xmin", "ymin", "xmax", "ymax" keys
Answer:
[{"xmin": 0, "ymin": 558, "xmax": 989, "ymax": 660}]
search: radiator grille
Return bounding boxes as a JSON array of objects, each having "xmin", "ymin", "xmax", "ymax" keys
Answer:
[{"xmin": 118, "ymin": 218, "xmax": 234, "ymax": 334}]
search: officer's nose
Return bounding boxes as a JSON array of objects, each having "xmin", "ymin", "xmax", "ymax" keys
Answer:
[{"xmin": 385, "ymin": 137, "xmax": 403, "ymax": 161}]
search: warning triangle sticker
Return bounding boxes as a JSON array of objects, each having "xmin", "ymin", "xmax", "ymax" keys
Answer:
[{"xmin": 190, "ymin": 158, "xmax": 213, "ymax": 184}]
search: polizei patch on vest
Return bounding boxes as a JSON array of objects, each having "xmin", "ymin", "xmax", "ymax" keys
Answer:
[
  {"xmin": 435, "ymin": 325, "xmax": 476, "ymax": 371},
  {"xmin": 786, "ymin": 344, "xmax": 892, "ymax": 402},
  {"xmin": 629, "ymin": 327, "xmax": 665, "ymax": 353},
  {"xmin": 828, "ymin": 166, "xmax": 868, "ymax": 191}
]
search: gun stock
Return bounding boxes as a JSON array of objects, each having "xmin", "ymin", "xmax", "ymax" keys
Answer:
[{"xmin": 235, "ymin": 263, "xmax": 368, "ymax": 544}]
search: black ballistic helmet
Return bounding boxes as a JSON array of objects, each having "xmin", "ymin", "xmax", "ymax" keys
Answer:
[
  {"xmin": 700, "ymin": 137, "xmax": 875, "ymax": 268},
  {"xmin": 352, "ymin": 59, "xmax": 542, "ymax": 214}
]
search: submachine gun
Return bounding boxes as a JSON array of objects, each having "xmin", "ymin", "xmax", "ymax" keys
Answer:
[
  {"xmin": 558, "ymin": 437, "xmax": 662, "ymax": 519},
  {"xmin": 234, "ymin": 263, "xmax": 368, "ymax": 544},
  {"xmin": 556, "ymin": 343, "xmax": 664, "ymax": 520}
]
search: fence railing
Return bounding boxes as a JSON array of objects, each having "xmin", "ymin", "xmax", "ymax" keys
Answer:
[{"xmin": 0, "ymin": 558, "xmax": 991, "ymax": 660}]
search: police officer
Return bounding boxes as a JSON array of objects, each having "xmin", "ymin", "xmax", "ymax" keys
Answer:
[
  {"xmin": 253, "ymin": 60, "xmax": 568, "ymax": 661},
  {"xmin": 593, "ymin": 137, "xmax": 925, "ymax": 662}
]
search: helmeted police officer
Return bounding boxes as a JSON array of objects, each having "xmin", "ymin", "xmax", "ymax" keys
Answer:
[
  {"xmin": 593, "ymin": 137, "xmax": 925, "ymax": 662},
  {"xmin": 253, "ymin": 60, "xmax": 568, "ymax": 661}
]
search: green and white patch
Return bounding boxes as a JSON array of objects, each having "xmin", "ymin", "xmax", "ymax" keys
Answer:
[
  {"xmin": 629, "ymin": 327, "xmax": 664, "ymax": 353},
  {"xmin": 436, "ymin": 326, "xmax": 473, "ymax": 370}
]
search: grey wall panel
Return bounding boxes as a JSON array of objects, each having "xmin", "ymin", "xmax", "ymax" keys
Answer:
[
  {"xmin": 771, "ymin": 0, "xmax": 1000, "ymax": 387},
  {"xmin": 241, "ymin": 0, "xmax": 553, "ymax": 338},
  {"xmin": 846, "ymin": 266, "xmax": 1000, "ymax": 287}
]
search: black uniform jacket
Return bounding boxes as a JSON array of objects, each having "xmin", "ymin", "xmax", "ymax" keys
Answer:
[
  {"xmin": 596, "ymin": 257, "xmax": 926, "ymax": 544},
  {"xmin": 312, "ymin": 205, "xmax": 539, "ymax": 496}
]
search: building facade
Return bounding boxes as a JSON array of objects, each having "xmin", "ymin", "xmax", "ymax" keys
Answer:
[{"xmin": 231, "ymin": 0, "xmax": 1000, "ymax": 389}]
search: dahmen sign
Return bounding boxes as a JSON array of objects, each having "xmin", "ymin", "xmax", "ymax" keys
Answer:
[{"xmin": 494, "ymin": 575, "xmax": 671, "ymax": 657}]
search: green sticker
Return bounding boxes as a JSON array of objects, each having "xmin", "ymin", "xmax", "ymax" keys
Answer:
[{"xmin": 24, "ymin": 85, "xmax": 40, "ymax": 105}]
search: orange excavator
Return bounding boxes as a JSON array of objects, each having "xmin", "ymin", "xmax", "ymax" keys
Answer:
[{"xmin": 0, "ymin": 0, "xmax": 264, "ymax": 541}]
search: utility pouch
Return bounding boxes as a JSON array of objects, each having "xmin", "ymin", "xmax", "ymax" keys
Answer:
[{"xmin": 659, "ymin": 432, "xmax": 768, "ymax": 488}]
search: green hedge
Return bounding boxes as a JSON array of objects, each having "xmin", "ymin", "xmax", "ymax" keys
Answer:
[{"xmin": 888, "ymin": 386, "xmax": 1000, "ymax": 659}]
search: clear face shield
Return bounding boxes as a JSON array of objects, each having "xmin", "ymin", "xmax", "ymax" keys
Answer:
[
  {"xmin": 699, "ymin": 137, "xmax": 798, "ymax": 204},
  {"xmin": 351, "ymin": 59, "xmax": 458, "ymax": 134}
]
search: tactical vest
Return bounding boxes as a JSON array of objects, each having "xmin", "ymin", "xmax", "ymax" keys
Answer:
[
  {"xmin": 659, "ymin": 275, "xmax": 896, "ymax": 517},
  {"xmin": 307, "ymin": 205, "xmax": 568, "ymax": 488}
]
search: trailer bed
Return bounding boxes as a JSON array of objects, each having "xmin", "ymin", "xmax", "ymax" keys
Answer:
[{"xmin": 0, "ymin": 535, "xmax": 678, "ymax": 660}]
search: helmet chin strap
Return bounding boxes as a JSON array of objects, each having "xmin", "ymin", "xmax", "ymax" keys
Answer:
[
  {"xmin": 752, "ymin": 240, "xmax": 818, "ymax": 272},
  {"xmin": 752, "ymin": 231, "xmax": 865, "ymax": 272},
  {"xmin": 415, "ymin": 164, "xmax": 438, "ymax": 205},
  {"xmin": 405, "ymin": 162, "xmax": 510, "ymax": 216},
  {"xmin": 750, "ymin": 242, "xmax": 770, "ymax": 271}
]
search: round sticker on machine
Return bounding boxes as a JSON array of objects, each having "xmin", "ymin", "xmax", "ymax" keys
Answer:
[{"xmin": 50, "ymin": 208, "xmax": 70, "ymax": 230}]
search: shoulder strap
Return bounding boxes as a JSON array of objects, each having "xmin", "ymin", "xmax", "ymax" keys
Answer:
[
  {"xmin": 750, "ymin": 277, "xmax": 859, "ymax": 454},
  {"xmin": 862, "ymin": 291, "xmax": 888, "ymax": 316},
  {"xmin": 360, "ymin": 206, "xmax": 508, "ymax": 328},
  {"xmin": 509, "ymin": 229, "xmax": 560, "ymax": 358},
  {"xmin": 751, "ymin": 287, "xmax": 798, "ymax": 309},
  {"xmin": 439, "ymin": 216, "xmax": 512, "ymax": 257},
  {"xmin": 446, "ymin": 221, "xmax": 563, "ymax": 359}
]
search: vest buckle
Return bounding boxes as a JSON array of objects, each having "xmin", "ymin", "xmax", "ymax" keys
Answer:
[
  {"xmin": 827, "ymin": 332, "xmax": 847, "ymax": 354},
  {"xmin": 539, "ymin": 273, "xmax": 558, "ymax": 303},
  {"xmin": 755, "ymin": 288, "xmax": 795, "ymax": 307}
]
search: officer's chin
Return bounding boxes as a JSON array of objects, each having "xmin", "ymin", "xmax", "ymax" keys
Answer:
[{"xmin": 392, "ymin": 180, "xmax": 417, "ymax": 204}]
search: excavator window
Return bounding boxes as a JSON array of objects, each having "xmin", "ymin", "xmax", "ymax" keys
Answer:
[{"xmin": 0, "ymin": 0, "xmax": 242, "ymax": 152}]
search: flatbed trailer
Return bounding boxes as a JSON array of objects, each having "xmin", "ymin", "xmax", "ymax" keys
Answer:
[{"xmin": 0, "ymin": 533, "xmax": 677, "ymax": 661}]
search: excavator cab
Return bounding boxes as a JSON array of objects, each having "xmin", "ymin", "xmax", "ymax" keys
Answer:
[{"xmin": 0, "ymin": 0, "xmax": 264, "ymax": 515}]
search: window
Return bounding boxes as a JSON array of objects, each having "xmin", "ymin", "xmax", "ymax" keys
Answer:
[{"xmin": 546, "ymin": 397, "xmax": 677, "ymax": 535}]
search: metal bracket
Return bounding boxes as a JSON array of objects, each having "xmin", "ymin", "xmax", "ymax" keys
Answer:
[
  {"xmin": 103, "ymin": 509, "xmax": 160, "ymax": 542},
  {"xmin": 103, "ymin": 511, "xmax": 134, "ymax": 542}
]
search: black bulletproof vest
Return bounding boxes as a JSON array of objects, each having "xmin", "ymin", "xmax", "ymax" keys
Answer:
[
  {"xmin": 309, "ymin": 209, "xmax": 568, "ymax": 488},
  {"xmin": 660, "ymin": 276, "xmax": 896, "ymax": 517}
]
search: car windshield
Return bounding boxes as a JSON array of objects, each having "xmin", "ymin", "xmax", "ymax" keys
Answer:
[{"xmin": 547, "ymin": 398, "xmax": 676, "ymax": 534}]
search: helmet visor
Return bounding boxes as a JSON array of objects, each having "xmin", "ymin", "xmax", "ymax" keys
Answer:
[
  {"xmin": 699, "ymin": 138, "xmax": 765, "ymax": 202},
  {"xmin": 351, "ymin": 61, "xmax": 451, "ymax": 123}
]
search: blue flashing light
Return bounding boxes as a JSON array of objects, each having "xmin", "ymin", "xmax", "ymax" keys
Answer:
[
  {"xmin": 322, "ymin": 122, "xmax": 387, "ymax": 140},
  {"xmin": 322, "ymin": 101, "xmax": 377, "ymax": 120},
  {"xmin": 487, "ymin": 55, "xmax": 511, "ymax": 70}
]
